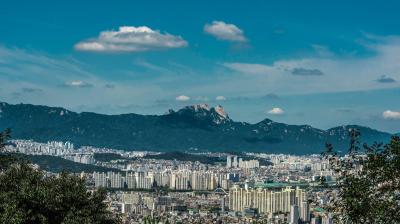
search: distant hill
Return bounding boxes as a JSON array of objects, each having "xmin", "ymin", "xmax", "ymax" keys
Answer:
[
  {"xmin": 26, "ymin": 154, "xmax": 120, "ymax": 173},
  {"xmin": 0, "ymin": 102, "xmax": 394, "ymax": 154},
  {"xmin": 144, "ymin": 151, "xmax": 225, "ymax": 165},
  {"xmin": 2, "ymin": 153, "xmax": 119, "ymax": 173}
]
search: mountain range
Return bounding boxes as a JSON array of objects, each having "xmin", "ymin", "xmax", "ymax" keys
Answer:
[{"xmin": 0, "ymin": 102, "xmax": 396, "ymax": 154}]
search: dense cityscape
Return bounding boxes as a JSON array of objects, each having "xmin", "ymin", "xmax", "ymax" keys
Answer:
[
  {"xmin": 1, "ymin": 1, "xmax": 400, "ymax": 223},
  {"xmin": 5, "ymin": 139, "xmax": 337, "ymax": 224}
]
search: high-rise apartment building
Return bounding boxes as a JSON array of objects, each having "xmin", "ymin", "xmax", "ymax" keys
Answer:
[
  {"xmin": 290, "ymin": 204, "xmax": 300, "ymax": 224},
  {"xmin": 126, "ymin": 172, "xmax": 136, "ymax": 189},
  {"xmin": 229, "ymin": 185, "xmax": 309, "ymax": 221},
  {"xmin": 93, "ymin": 172, "xmax": 107, "ymax": 188},
  {"xmin": 108, "ymin": 171, "xmax": 123, "ymax": 188},
  {"xmin": 226, "ymin": 156, "xmax": 232, "ymax": 168},
  {"xmin": 300, "ymin": 201, "xmax": 310, "ymax": 222},
  {"xmin": 233, "ymin": 156, "xmax": 238, "ymax": 168}
]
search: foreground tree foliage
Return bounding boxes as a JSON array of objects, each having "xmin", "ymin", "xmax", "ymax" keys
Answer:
[
  {"xmin": 0, "ymin": 129, "xmax": 121, "ymax": 224},
  {"xmin": 323, "ymin": 129, "xmax": 400, "ymax": 224}
]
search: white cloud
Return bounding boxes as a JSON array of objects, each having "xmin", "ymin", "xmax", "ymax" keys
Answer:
[
  {"xmin": 134, "ymin": 59, "xmax": 170, "ymax": 73},
  {"xmin": 64, "ymin": 80, "xmax": 93, "ymax": 88},
  {"xmin": 0, "ymin": 46, "xmax": 92, "ymax": 81},
  {"xmin": 204, "ymin": 21, "xmax": 247, "ymax": 42},
  {"xmin": 220, "ymin": 35, "xmax": 400, "ymax": 94},
  {"xmin": 382, "ymin": 110, "xmax": 400, "ymax": 120},
  {"xmin": 0, "ymin": 45, "xmax": 172, "ymax": 110},
  {"xmin": 176, "ymin": 95, "xmax": 190, "ymax": 101},
  {"xmin": 75, "ymin": 26, "xmax": 188, "ymax": 52},
  {"xmin": 215, "ymin": 96, "xmax": 226, "ymax": 101},
  {"xmin": 267, "ymin": 107, "xmax": 285, "ymax": 115},
  {"xmin": 311, "ymin": 44, "xmax": 334, "ymax": 57}
]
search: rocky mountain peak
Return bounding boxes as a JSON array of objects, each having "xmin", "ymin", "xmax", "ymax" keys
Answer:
[
  {"xmin": 169, "ymin": 104, "xmax": 231, "ymax": 125},
  {"xmin": 214, "ymin": 105, "xmax": 228, "ymax": 119}
]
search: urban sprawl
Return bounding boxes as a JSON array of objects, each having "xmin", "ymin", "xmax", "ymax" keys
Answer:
[{"xmin": 5, "ymin": 140, "xmax": 337, "ymax": 224}]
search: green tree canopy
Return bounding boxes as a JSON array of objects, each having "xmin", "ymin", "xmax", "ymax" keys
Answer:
[
  {"xmin": 323, "ymin": 129, "xmax": 400, "ymax": 224},
  {"xmin": 0, "ymin": 129, "xmax": 121, "ymax": 224}
]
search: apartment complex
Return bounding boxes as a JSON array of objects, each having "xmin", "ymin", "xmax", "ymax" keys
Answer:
[{"xmin": 229, "ymin": 185, "xmax": 310, "ymax": 222}]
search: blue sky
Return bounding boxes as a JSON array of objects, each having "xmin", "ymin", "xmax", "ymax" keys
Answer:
[{"xmin": 0, "ymin": 0, "xmax": 399, "ymax": 133}]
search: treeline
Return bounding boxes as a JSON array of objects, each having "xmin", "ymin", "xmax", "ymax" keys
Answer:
[{"xmin": 0, "ymin": 129, "xmax": 121, "ymax": 224}]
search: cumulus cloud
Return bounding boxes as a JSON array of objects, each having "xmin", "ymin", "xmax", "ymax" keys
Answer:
[
  {"xmin": 215, "ymin": 96, "xmax": 226, "ymax": 101},
  {"xmin": 75, "ymin": 26, "xmax": 188, "ymax": 52},
  {"xmin": 63, "ymin": 80, "xmax": 93, "ymax": 88},
  {"xmin": 382, "ymin": 110, "xmax": 400, "ymax": 119},
  {"xmin": 291, "ymin": 68, "xmax": 324, "ymax": 76},
  {"xmin": 376, "ymin": 75, "xmax": 396, "ymax": 83},
  {"xmin": 204, "ymin": 21, "xmax": 247, "ymax": 42},
  {"xmin": 176, "ymin": 95, "xmax": 190, "ymax": 101},
  {"xmin": 267, "ymin": 107, "xmax": 285, "ymax": 115}
]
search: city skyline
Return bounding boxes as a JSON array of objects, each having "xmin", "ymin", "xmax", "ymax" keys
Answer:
[
  {"xmin": 0, "ymin": 1, "xmax": 400, "ymax": 133},
  {"xmin": 4, "ymin": 137, "xmax": 332, "ymax": 223},
  {"xmin": 1, "ymin": 2, "xmax": 399, "ymax": 223}
]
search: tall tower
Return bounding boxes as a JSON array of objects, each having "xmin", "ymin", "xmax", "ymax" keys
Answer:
[
  {"xmin": 226, "ymin": 155, "xmax": 232, "ymax": 168},
  {"xmin": 126, "ymin": 171, "xmax": 136, "ymax": 189},
  {"xmin": 300, "ymin": 201, "xmax": 310, "ymax": 222},
  {"xmin": 290, "ymin": 204, "xmax": 300, "ymax": 224},
  {"xmin": 233, "ymin": 156, "xmax": 238, "ymax": 168},
  {"xmin": 221, "ymin": 197, "xmax": 226, "ymax": 213}
]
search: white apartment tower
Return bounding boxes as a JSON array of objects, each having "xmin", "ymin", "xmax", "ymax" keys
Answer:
[
  {"xmin": 229, "ymin": 185, "xmax": 309, "ymax": 220},
  {"xmin": 226, "ymin": 156, "xmax": 232, "ymax": 168},
  {"xmin": 290, "ymin": 204, "xmax": 300, "ymax": 224}
]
